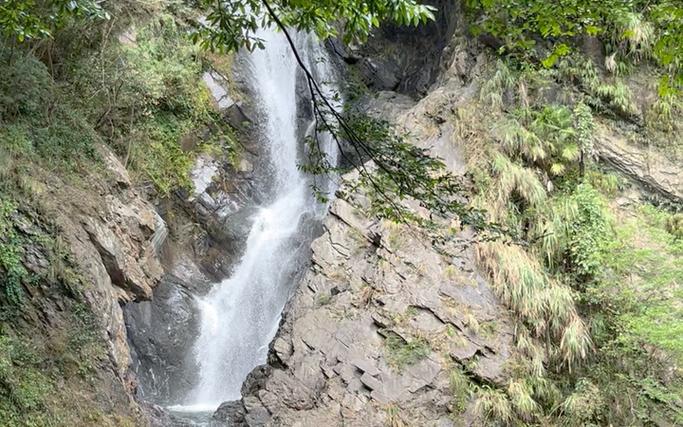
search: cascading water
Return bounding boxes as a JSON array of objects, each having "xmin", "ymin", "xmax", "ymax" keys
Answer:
[{"xmin": 171, "ymin": 28, "xmax": 339, "ymax": 414}]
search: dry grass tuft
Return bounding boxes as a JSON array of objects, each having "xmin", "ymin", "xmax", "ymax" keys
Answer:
[
  {"xmin": 508, "ymin": 379, "xmax": 540, "ymax": 420},
  {"xmin": 476, "ymin": 241, "xmax": 591, "ymax": 369},
  {"xmin": 474, "ymin": 387, "xmax": 514, "ymax": 424}
]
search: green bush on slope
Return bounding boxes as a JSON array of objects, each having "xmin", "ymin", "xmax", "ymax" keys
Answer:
[
  {"xmin": 0, "ymin": 48, "xmax": 98, "ymax": 170},
  {"xmin": 66, "ymin": 13, "xmax": 237, "ymax": 196},
  {"xmin": 1, "ymin": 8, "xmax": 237, "ymax": 196},
  {"xmin": 467, "ymin": 56, "xmax": 682, "ymax": 424}
]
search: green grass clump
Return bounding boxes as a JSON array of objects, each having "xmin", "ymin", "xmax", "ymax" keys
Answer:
[
  {"xmin": 558, "ymin": 379, "xmax": 604, "ymax": 425},
  {"xmin": 316, "ymin": 293, "xmax": 332, "ymax": 306},
  {"xmin": 449, "ymin": 368, "xmax": 471, "ymax": 414},
  {"xmin": 473, "ymin": 386, "xmax": 513, "ymax": 424},
  {"xmin": 383, "ymin": 332, "xmax": 430, "ymax": 371},
  {"xmin": 0, "ymin": 334, "xmax": 55, "ymax": 426},
  {"xmin": 0, "ymin": 200, "xmax": 29, "ymax": 305}
]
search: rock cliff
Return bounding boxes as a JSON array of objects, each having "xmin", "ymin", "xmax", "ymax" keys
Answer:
[
  {"xmin": 215, "ymin": 42, "xmax": 520, "ymax": 424},
  {"xmin": 219, "ymin": 194, "xmax": 515, "ymax": 426}
]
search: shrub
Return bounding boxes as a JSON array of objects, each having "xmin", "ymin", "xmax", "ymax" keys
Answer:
[
  {"xmin": 0, "ymin": 50, "xmax": 52, "ymax": 121},
  {"xmin": 565, "ymin": 184, "xmax": 612, "ymax": 279},
  {"xmin": 0, "ymin": 47, "xmax": 98, "ymax": 169},
  {"xmin": 559, "ymin": 379, "xmax": 604, "ymax": 426}
]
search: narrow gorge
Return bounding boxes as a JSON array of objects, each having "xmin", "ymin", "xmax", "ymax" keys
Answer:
[{"xmin": 0, "ymin": 1, "xmax": 681, "ymax": 426}]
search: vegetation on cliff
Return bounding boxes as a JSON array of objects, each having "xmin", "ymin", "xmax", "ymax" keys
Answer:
[
  {"xmin": 0, "ymin": 1, "xmax": 242, "ymax": 424},
  {"xmin": 452, "ymin": 3, "xmax": 683, "ymax": 423},
  {"xmin": 0, "ymin": 0, "xmax": 681, "ymax": 425}
]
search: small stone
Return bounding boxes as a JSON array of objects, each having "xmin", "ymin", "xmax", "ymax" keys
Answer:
[
  {"xmin": 238, "ymin": 159, "xmax": 254, "ymax": 173},
  {"xmin": 351, "ymin": 358, "xmax": 380, "ymax": 376},
  {"xmin": 273, "ymin": 337, "xmax": 293, "ymax": 364},
  {"xmin": 212, "ymin": 401, "xmax": 247, "ymax": 426},
  {"xmin": 359, "ymin": 372, "xmax": 382, "ymax": 391}
]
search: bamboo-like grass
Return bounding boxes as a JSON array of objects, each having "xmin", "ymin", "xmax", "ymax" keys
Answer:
[
  {"xmin": 466, "ymin": 60, "xmax": 609, "ymax": 424},
  {"xmin": 508, "ymin": 379, "xmax": 540, "ymax": 420},
  {"xmin": 473, "ymin": 387, "xmax": 514, "ymax": 424}
]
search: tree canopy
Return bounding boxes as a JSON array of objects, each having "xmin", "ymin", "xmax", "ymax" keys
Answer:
[
  {"xmin": 191, "ymin": 0, "xmax": 436, "ymax": 51},
  {"xmin": 0, "ymin": 0, "xmax": 107, "ymax": 43},
  {"xmin": 465, "ymin": 0, "xmax": 682, "ymax": 93},
  {"xmin": 0, "ymin": 0, "xmax": 436, "ymax": 48}
]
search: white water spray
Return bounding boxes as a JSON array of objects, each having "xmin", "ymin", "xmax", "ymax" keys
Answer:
[{"xmin": 174, "ymin": 28, "xmax": 339, "ymax": 413}]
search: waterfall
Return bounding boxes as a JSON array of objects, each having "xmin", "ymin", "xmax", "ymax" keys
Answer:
[{"xmin": 171, "ymin": 28, "xmax": 339, "ymax": 413}]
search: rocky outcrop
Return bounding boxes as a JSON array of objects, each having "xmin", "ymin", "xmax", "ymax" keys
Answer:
[
  {"xmin": 16, "ymin": 142, "xmax": 166, "ymax": 413},
  {"xmin": 595, "ymin": 125, "xmax": 683, "ymax": 202},
  {"xmin": 224, "ymin": 187, "xmax": 514, "ymax": 425},
  {"xmin": 83, "ymin": 201, "xmax": 161, "ymax": 301},
  {"xmin": 126, "ymin": 260, "xmax": 212, "ymax": 404},
  {"xmin": 337, "ymin": 0, "xmax": 464, "ymax": 97},
  {"xmin": 221, "ymin": 43, "xmax": 517, "ymax": 424}
]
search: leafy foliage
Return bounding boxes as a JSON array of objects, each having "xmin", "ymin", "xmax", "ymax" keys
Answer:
[
  {"xmin": 591, "ymin": 204, "xmax": 683, "ymax": 363},
  {"xmin": 564, "ymin": 184, "xmax": 612, "ymax": 278},
  {"xmin": 0, "ymin": 46, "xmax": 98, "ymax": 170},
  {"xmin": 0, "ymin": 334, "xmax": 53, "ymax": 425},
  {"xmin": 191, "ymin": 0, "xmax": 435, "ymax": 52},
  {"xmin": 0, "ymin": 0, "xmax": 108, "ymax": 43},
  {"xmin": 466, "ymin": 0, "xmax": 682, "ymax": 93},
  {"xmin": 0, "ymin": 200, "xmax": 27, "ymax": 305},
  {"xmin": 0, "ymin": 310, "xmax": 116, "ymax": 426}
]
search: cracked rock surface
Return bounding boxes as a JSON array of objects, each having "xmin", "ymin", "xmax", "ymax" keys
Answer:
[
  {"xmin": 594, "ymin": 125, "xmax": 683, "ymax": 202},
  {"xmin": 217, "ymin": 192, "xmax": 515, "ymax": 426}
]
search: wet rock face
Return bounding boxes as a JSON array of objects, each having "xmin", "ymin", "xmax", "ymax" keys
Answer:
[
  {"xmin": 340, "ymin": 0, "xmax": 462, "ymax": 96},
  {"xmin": 212, "ymin": 400, "xmax": 249, "ymax": 426},
  {"xmin": 123, "ymin": 157, "xmax": 261, "ymax": 406},
  {"xmin": 33, "ymin": 143, "xmax": 167, "ymax": 400},
  {"xmin": 125, "ymin": 260, "xmax": 211, "ymax": 404},
  {"xmin": 84, "ymin": 209, "xmax": 161, "ymax": 301}
]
